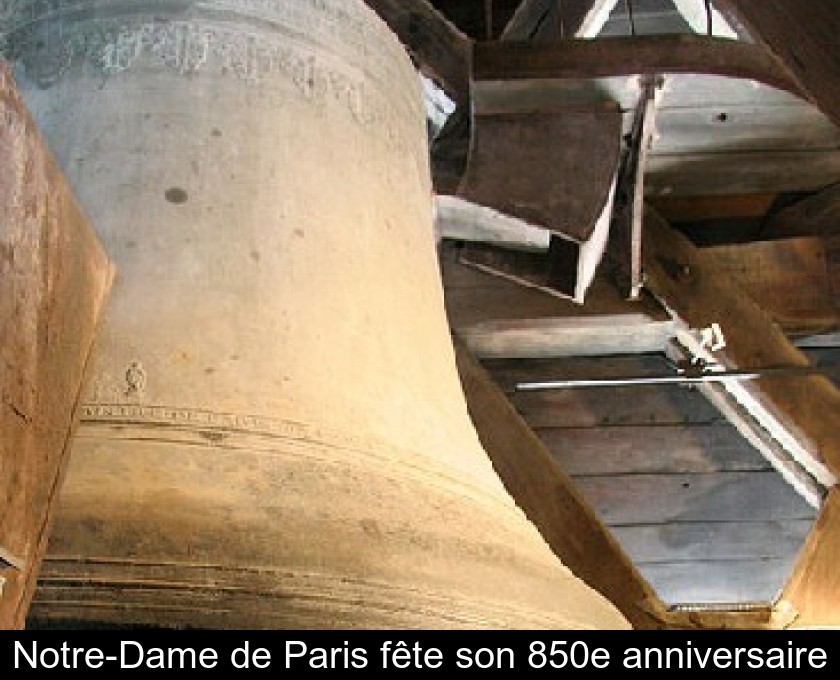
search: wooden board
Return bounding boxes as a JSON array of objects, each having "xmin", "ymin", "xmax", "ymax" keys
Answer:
[
  {"xmin": 611, "ymin": 520, "xmax": 814, "ymax": 563},
  {"xmin": 573, "ymin": 471, "xmax": 816, "ymax": 525},
  {"xmin": 652, "ymin": 104, "xmax": 840, "ymax": 155},
  {"xmin": 503, "ymin": 383, "xmax": 723, "ymax": 428},
  {"xmin": 537, "ymin": 424, "xmax": 772, "ymax": 475},
  {"xmin": 639, "ymin": 558, "xmax": 797, "ymax": 606},
  {"xmin": 441, "ymin": 241, "xmax": 667, "ymax": 326},
  {"xmin": 0, "ymin": 63, "xmax": 113, "ymax": 629},
  {"xmin": 702, "ymin": 238, "xmax": 839, "ymax": 334},
  {"xmin": 650, "ymin": 193, "xmax": 777, "ymax": 222},
  {"xmin": 646, "ymin": 149, "xmax": 840, "ymax": 196}
]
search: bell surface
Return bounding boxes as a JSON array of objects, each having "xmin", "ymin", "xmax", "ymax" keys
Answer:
[{"xmin": 2, "ymin": 0, "xmax": 627, "ymax": 629}]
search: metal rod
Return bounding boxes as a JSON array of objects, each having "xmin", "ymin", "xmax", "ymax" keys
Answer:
[{"xmin": 516, "ymin": 364, "xmax": 838, "ymax": 390}]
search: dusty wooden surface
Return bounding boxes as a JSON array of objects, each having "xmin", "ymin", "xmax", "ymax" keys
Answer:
[
  {"xmin": 472, "ymin": 36, "xmax": 805, "ymax": 97},
  {"xmin": 702, "ymin": 238, "xmax": 839, "ymax": 335},
  {"xmin": 643, "ymin": 209, "xmax": 840, "ymax": 481},
  {"xmin": 717, "ymin": 0, "xmax": 840, "ymax": 129},
  {"xmin": 454, "ymin": 342, "xmax": 662, "ymax": 629},
  {"xmin": 0, "ymin": 62, "xmax": 113, "ymax": 629},
  {"xmin": 483, "ymin": 354, "xmax": 815, "ymax": 606}
]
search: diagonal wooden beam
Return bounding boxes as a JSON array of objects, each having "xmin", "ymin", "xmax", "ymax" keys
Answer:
[
  {"xmin": 365, "ymin": 0, "xmax": 472, "ymax": 106},
  {"xmin": 0, "ymin": 63, "xmax": 114, "ymax": 629},
  {"xmin": 715, "ymin": 0, "xmax": 840, "ymax": 129},
  {"xmin": 501, "ymin": 0, "xmax": 556, "ymax": 40},
  {"xmin": 474, "ymin": 35, "xmax": 806, "ymax": 98},
  {"xmin": 502, "ymin": 0, "xmax": 618, "ymax": 41},
  {"xmin": 763, "ymin": 183, "xmax": 840, "ymax": 240},
  {"xmin": 643, "ymin": 208, "xmax": 840, "ymax": 488},
  {"xmin": 453, "ymin": 339, "xmax": 662, "ymax": 629}
]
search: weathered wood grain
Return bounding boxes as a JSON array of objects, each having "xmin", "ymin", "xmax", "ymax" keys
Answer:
[
  {"xmin": 454, "ymin": 340, "xmax": 662, "ymax": 628},
  {"xmin": 473, "ymin": 36, "xmax": 805, "ymax": 97},
  {"xmin": 537, "ymin": 424, "xmax": 772, "ymax": 475},
  {"xmin": 574, "ymin": 471, "xmax": 815, "ymax": 525},
  {"xmin": 782, "ymin": 489, "xmax": 840, "ymax": 628},
  {"xmin": 643, "ymin": 209, "xmax": 840, "ymax": 482},
  {"xmin": 716, "ymin": 0, "xmax": 840, "ymax": 129},
  {"xmin": 0, "ymin": 63, "xmax": 114, "ymax": 629},
  {"xmin": 365, "ymin": 0, "xmax": 472, "ymax": 105}
]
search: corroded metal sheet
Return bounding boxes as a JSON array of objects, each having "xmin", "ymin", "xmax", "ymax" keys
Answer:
[{"xmin": 0, "ymin": 61, "xmax": 113, "ymax": 630}]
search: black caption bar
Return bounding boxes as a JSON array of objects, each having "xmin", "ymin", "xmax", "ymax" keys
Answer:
[{"xmin": 3, "ymin": 631, "xmax": 835, "ymax": 673}]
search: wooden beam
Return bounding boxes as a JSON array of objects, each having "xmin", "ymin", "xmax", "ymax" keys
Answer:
[
  {"xmin": 364, "ymin": 0, "xmax": 472, "ymax": 105},
  {"xmin": 473, "ymin": 35, "xmax": 806, "ymax": 98},
  {"xmin": 782, "ymin": 488, "xmax": 840, "ymax": 628},
  {"xmin": 671, "ymin": 0, "xmax": 741, "ymax": 39},
  {"xmin": 458, "ymin": 314, "xmax": 674, "ymax": 359},
  {"xmin": 453, "ymin": 339, "xmax": 662, "ymax": 629},
  {"xmin": 764, "ymin": 183, "xmax": 840, "ymax": 239},
  {"xmin": 647, "ymin": 149, "xmax": 840, "ymax": 198},
  {"xmin": 643, "ymin": 208, "xmax": 840, "ymax": 487},
  {"xmin": 502, "ymin": 0, "xmax": 618, "ymax": 41},
  {"xmin": 715, "ymin": 0, "xmax": 840, "ymax": 129},
  {"xmin": 0, "ymin": 63, "xmax": 114, "ymax": 629},
  {"xmin": 702, "ymin": 238, "xmax": 839, "ymax": 336}
]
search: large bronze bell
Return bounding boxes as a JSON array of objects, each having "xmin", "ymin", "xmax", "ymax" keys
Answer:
[{"xmin": 3, "ymin": 0, "xmax": 626, "ymax": 629}]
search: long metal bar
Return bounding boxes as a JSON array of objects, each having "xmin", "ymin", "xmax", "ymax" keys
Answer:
[{"xmin": 516, "ymin": 363, "xmax": 839, "ymax": 390}]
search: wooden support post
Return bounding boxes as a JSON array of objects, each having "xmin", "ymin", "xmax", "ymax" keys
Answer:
[
  {"xmin": 0, "ymin": 63, "xmax": 114, "ymax": 629},
  {"xmin": 612, "ymin": 75, "xmax": 659, "ymax": 300}
]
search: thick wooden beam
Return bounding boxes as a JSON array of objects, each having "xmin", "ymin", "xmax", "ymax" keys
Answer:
[
  {"xmin": 458, "ymin": 314, "xmax": 675, "ymax": 359},
  {"xmin": 0, "ymin": 63, "xmax": 114, "ymax": 629},
  {"xmin": 715, "ymin": 0, "xmax": 840, "ymax": 129},
  {"xmin": 473, "ymin": 35, "xmax": 806, "ymax": 98},
  {"xmin": 701, "ymin": 238, "xmax": 839, "ymax": 335},
  {"xmin": 782, "ymin": 489, "xmax": 840, "ymax": 628},
  {"xmin": 453, "ymin": 339, "xmax": 662, "ymax": 629},
  {"xmin": 365, "ymin": 0, "xmax": 472, "ymax": 105},
  {"xmin": 764, "ymin": 183, "xmax": 840, "ymax": 240},
  {"xmin": 643, "ymin": 208, "xmax": 840, "ymax": 487}
]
